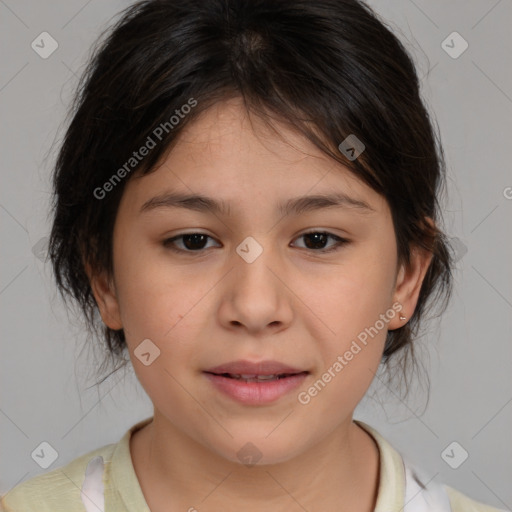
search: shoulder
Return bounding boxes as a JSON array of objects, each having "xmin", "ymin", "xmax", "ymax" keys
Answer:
[
  {"xmin": 0, "ymin": 442, "xmax": 116, "ymax": 512},
  {"xmin": 446, "ymin": 485, "xmax": 508, "ymax": 512},
  {"xmin": 355, "ymin": 419, "xmax": 506, "ymax": 512}
]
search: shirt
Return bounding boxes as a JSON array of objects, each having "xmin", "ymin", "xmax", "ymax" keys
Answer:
[{"xmin": 1, "ymin": 416, "xmax": 506, "ymax": 511}]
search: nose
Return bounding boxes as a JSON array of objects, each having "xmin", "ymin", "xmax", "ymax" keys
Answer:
[{"xmin": 217, "ymin": 238, "xmax": 293, "ymax": 336}]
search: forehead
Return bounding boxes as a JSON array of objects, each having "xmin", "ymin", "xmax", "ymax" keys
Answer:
[
  {"xmin": 171, "ymin": 97, "xmax": 336, "ymax": 169},
  {"xmin": 128, "ymin": 97, "xmax": 388, "ymax": 217}
]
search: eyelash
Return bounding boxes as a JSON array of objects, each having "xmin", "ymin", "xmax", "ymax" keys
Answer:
[{"xmin": 162, "ymin": 231, "xmax": 350, "ymax": 255}]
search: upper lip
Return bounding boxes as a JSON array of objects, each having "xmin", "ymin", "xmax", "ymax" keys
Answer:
[{"xmin": 204, "ymin": 360, "xmax": 308, "ymax": 376}]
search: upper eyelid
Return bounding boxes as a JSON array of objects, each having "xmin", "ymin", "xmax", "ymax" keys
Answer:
[{"xmin": 165, "ymin": 230, "xmax": 344, "ymax": 241}]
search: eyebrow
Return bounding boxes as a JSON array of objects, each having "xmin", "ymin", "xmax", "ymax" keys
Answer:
[{"xmin": 139, "ymin": 191, "xmax": 375, "ymax": 217}]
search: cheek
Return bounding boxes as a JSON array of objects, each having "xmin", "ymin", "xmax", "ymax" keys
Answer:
[
  {"xmin": 116, "ymin": 275, "xmax": 174, "ymax": 343},
  {"xmin": 301, "ymin": 251, "xmax": 395, "ymax": 342},
  {"xmin": 113, "ymin": 246, "xmax": 214, "ymax": 367},
  {"xmin": 295, "ymin": 247, "xmax": 395, "ymax": 398},
  {"xmin": 297, "ymin": 273, "xmax": 392, "ymax": 422},
  {"xmin": 112, "ymin": 235, "xmax": 183, "ymax": 337}
]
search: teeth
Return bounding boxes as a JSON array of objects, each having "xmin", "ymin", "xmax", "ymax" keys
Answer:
[{"xmin": 230, "ymin": 374, "xmax": 282, "ymax": 381}]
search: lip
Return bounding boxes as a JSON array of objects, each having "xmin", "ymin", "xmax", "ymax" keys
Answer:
[
  {"xmin": 204, "ymin": 360, "xmax": 306, "ymax": 375},
  {"xmin": 204, "ymin": 372, "xmax": 308, "ymax": 405},
  {"xmin": 203, "ymin": 360, "xmax": 309, "ymax": 405}
]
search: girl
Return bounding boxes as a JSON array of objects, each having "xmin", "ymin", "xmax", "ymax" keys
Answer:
[{"xmin": 1, "ymin": 0, "xmax": 506, "ymax": 511}]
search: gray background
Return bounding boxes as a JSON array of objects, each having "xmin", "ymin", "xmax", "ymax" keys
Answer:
[{"xmin": 1, "ymin": 0, "xmax": 511, "ymax": 509}]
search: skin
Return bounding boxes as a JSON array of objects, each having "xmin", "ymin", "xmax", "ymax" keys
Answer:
[{"xmin": 88, "ymin": 97, "xmax": 433, "ymax": 512}]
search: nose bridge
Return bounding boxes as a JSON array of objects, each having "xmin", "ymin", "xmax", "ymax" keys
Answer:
[
  {"xmin": 233, "ymin": 234, "xmax": 279, "ymax": 292},
  {"xmin": 220, "ymin": 233, "xmax": 292, "ymax": 331}
]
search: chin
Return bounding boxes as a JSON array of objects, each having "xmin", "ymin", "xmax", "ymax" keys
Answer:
[{"xmin": 209, "ymin": 431, "xmax": 306, "ymax": 467}]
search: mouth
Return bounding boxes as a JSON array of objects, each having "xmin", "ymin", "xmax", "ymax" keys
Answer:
[
  {"xmin": 204, "ymin": 359, "xmax": 308, "ymax": 376},
  {"xmin": 204, "ymin": 372, "xmax": 308, "ymax": 383},
  {"xmin": 203, "ymin": 360, "xmax": 310, "ymax": 404}
]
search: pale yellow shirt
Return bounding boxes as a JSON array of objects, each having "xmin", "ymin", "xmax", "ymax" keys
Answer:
[{"xmin": 1, "ymin": 417, "xmax": 505, "ymax": 511}]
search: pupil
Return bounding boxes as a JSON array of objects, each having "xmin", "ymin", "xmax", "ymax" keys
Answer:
[
  {"xmin": 183, "ymin": 234, "xmax": 207, "ymax": 250},
  {"xmin": 305, "ymin": 233, "xmax": 327, "ymax": 249}
]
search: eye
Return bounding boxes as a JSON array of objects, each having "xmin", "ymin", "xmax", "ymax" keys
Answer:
[
  {"xmin": 291, "ymin": 231, "xmax": 350, "ymax": 253},
  {"xmin": 162, "ymin": 233, "xmax": 220, "ymax": 253},
  {"xmin": 162, "ymin": 231, "xmax": 350, "ymax": 254}
]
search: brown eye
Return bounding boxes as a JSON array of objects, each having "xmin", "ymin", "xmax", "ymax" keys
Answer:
[
  {"xmin": 163, "ymin": 233, "xmax": 219, "ymax": 253},
  {"xmin": 292, "ymin": 231, "xmax": 350, "ymax": 253},
  {"xmin": 162, "ymin": 231, "xmax": 350, "ymax": 255}
]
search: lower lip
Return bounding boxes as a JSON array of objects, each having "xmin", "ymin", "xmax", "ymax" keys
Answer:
[{"xmin": 204, "ymin": 372, "xmax": 308, "ymax": 405}]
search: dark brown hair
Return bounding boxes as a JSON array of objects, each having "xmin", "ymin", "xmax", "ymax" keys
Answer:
[{"xmin": 48, "ymin": 0, "xmax": 454, "ymax": 394}]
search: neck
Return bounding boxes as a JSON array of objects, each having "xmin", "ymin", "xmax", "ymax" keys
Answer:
[{"xmin": 130, "ymin": 413, "xmax": 380, "ymax": 512}]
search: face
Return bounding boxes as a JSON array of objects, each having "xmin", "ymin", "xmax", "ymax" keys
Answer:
[{"xmin": 91, "ymin": 97, "xmax": 431, "ymax": 465}]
